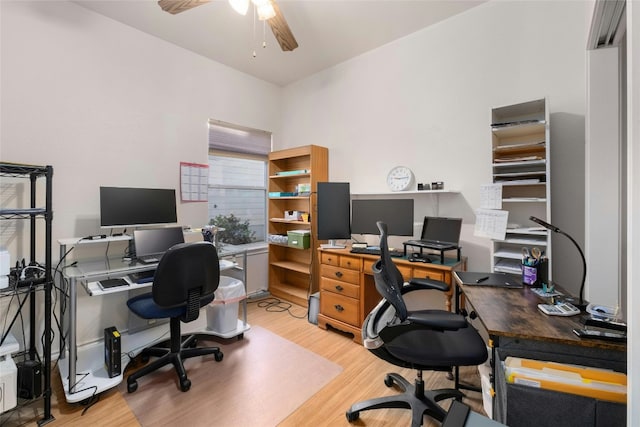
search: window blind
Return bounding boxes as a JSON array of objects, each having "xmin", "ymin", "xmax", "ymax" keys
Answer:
[{"xmin": 208, "ymin": 120, "xmax": 271, "ymax": 156}]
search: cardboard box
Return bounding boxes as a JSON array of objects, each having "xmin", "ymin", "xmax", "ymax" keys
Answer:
[{"xmin": 287, "ymin": 230, "xmax": 310, "ymax": 249}]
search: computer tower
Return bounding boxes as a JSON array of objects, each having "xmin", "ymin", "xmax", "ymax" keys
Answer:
[
  {"xmin": 104, "ymin": 326, "xmax": 121, "ymax": 378},
  {"xmin": 17, "ymin": 359, "xmax": 42, "ymax": 399}
]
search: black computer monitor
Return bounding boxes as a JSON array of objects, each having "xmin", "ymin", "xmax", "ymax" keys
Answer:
[
  {"xmin": 351, "ymin": 199, "xmax": 414, "ymax": 236},
  {"xmin": 133, "ymin": 227, "xmax": 185, "ymax": 261},
  {"xmin": 317, "ymin": 182, "xmax": 351, "ymax": 248},
  {"xmin": 100, "ymin": 187, "xmax": 178, "ymax": 228}
]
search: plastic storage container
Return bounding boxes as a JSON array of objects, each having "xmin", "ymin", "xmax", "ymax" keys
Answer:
[{"xmin": 206, "ymin": 276, "xmax": 245, "ymax": 334}]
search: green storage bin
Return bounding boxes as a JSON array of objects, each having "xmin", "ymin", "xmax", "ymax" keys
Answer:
[{"xmin": 287, "ymin": 230, "xmax": 310, "ymax": 249}]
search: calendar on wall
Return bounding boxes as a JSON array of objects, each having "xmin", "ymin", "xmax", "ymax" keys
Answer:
[{"xmin": 180, "ymin": 162, "xmax": 209, "ymax": 202}]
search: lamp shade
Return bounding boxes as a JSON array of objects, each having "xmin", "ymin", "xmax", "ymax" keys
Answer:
[
  {"xmin": 252, "ymin": 0, "xmax": 276, "ymax": 20},
  {"xmin": 229, "ymin": 0, "xmax": 249, "ymax": 15}
]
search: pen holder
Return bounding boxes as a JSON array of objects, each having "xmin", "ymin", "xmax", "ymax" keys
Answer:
[{"xmin": 522, "ymin": 258, "xmax": 548, "ymax": 287}]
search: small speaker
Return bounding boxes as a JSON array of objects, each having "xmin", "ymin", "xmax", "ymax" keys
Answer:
[
  {"xmin": 17, "ymin": 360, "xmax": 42, "ymax": 399},
  {"xmin": 104, "ymin": 326, "xmax": 121, "ymax": 378}
]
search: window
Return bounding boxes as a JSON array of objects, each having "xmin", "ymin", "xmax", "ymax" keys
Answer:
[{"xmin": 208, "ymin": 120, "xmax": 271, "ymax": 245}]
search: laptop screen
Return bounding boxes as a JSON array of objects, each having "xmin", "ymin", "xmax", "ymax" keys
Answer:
[
  {"xmin": 420, "ymin": 217, "xmax": 462, "ymax": 244},
  {"xmin": 134, "ymin": 227, "xmax": 185, "ymax": 259}
]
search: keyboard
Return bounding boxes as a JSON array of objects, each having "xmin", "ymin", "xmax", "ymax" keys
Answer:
[
  {"xmin": 350, "ymin": 247, "xmax": 404, "ymax": 258},
  {"xmin": 128, "ymin": 270, "xmax": 155, "ymax": 284}
]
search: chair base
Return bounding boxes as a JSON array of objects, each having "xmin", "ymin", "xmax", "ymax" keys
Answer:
[
  {"xmin": 127, "ymin": 318, "xmax": 223, "ymax": 393},
  {"xmin": 346, "ymin": 372, "xmax": 465, "ymax": 427}
]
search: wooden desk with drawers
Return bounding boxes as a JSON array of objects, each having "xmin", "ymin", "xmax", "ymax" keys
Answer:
[{"xmin": 317, "ymin": 247, "xmax": 466, "ymax": 343}]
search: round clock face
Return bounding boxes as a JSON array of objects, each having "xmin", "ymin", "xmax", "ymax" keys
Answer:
[{"xmin": 386, "ymin": 166, "xmax": 414, "ymax": 192}]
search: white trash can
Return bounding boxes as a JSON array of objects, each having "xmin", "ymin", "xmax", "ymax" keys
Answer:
[{"xmin": 206, "ymin": 276, "xmax": 245, "ymax": 334}]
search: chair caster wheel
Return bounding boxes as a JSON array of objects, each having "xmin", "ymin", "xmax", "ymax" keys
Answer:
[
  {"xmin": 384, "ymin": 374, "xmax": 394, "ymax": 387},
  {"xmin": 180, "ymin": 378, "xmax": 191, "ymax": 392},
  {"xmin": 346, "ymin": 410, "xmax": 359, "ymax": 422},
  {"xmin": 189, "ymin": 338, "xmax": 198, "ymax": 348},
  {"xmin": 127, "ymin": 381, "xmax": 138, "ymax": 393},
  {"xmin": 215, "ymin": 351, "xmax": 224, "ymax": 362},
  {"xmin": 141, "ymin": 355, "xmax": 150, "ymax": 363}
]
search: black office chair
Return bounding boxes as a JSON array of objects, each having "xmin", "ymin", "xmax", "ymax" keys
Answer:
[
  {"xmin": 346, "ymin": 222, "xmax": 488, "ymax": 427},
  {"xmin": 126, "ymin": 241, "xmax": 224, "ymax": 393}
]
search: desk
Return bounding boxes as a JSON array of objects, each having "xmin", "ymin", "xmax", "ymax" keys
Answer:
[
  {"xmin": 454, "ymin": 277, "xmax": 626, "ymax": 427},
  {"xmin": 317, "ymin": 247, "xmax": 465, "ymax": 343},
  {"xmin": 58, "ymin": 240, "xmax": 249, "ymax": 403}
]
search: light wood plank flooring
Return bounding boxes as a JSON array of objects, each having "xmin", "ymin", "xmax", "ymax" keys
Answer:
[{"xmin": 3, "ymin": 298, "xmax": 485, "ymax": 426}]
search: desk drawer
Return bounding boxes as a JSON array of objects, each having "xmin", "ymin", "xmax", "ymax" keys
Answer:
[
  {"xmin": 411, "ymin": 267, "xmax": 445, "ymax": 282},
  {"xmin": 321, "ymin": 277, "xmax": 359, "ymax": 299},
  {"xmin": 320, "ymin": 292, "xmax": 359, "ymax": 326},
  {"xmin": 362, "ymin": 259, "xmax": 412, "ymax": 280},
  {"xmin": 320, "ymin": 264, "xmax": 360, "ymax": 285},
  {"xmin": 320, "ymin": 252, "xmax": 340, "ymax": 266},
  {"xmin": 339, "ymin": 255, "xmax": 360, "ymax": 271}
]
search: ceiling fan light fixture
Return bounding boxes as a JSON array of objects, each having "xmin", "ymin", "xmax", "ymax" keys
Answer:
[
  {"xmin": 252, "ymin": 0, "xmax": 276, "ymax": 20},
  {"xmin": 229, "ymin": 0, "xmax": 250, "ymax": 16}
]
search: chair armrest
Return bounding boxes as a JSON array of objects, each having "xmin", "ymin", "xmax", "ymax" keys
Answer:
[
  {"xmin": 405, "ymin": 277, "xmax": 450, "ymax": 293},
  {"xmin": 406, "ymin": 310, "xmax": 467, "ymax": 330}
]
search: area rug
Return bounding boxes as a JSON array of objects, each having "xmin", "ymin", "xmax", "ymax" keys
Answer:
[{"xmin": 119, "ymin": 326, "xmax": 342, "ymax": 426}]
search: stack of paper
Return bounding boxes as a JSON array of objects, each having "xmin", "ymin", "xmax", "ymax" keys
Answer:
[{"xmin": 504, "ymin": 357, "xmax": 626, "ymax": 403}]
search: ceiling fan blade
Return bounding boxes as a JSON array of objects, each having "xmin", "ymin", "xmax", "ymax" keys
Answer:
[
  {"xmin": 158, "ymin": 0, "xmax": 211, "ymax": 15},
  {"xmin": 268, "ymin": 0, "xmax": 298, "ymax": 51}
]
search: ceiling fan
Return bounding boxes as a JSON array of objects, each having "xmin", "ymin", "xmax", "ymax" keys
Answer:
[{"xmin": 157, "ymin": 0, "xmax": 298, "ymax": 52}]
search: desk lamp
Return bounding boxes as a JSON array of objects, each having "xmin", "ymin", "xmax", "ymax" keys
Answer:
[{"xmin": 529, "ymin": 216, "xmax": 588, "ymax": 311}]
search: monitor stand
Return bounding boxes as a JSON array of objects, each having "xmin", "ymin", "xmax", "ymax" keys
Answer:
[{"xmin": 320, "ymin": 240, "xmax": 346, "ymax": 249}]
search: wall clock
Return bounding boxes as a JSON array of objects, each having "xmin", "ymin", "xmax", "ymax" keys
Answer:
[{"xmin": 386, "ymin": 166, "xmax": 414, "ymax": 192}]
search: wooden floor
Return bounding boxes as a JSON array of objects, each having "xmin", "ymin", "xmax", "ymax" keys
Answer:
[{"xmin": 3, "ymin": 297, "xmax": 485, "ymax": 426}]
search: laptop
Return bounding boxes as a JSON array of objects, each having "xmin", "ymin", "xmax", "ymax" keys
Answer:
[
  {"xmin": 404, "ymin": 216, "xmax": 462, "ymax": 250},
  {"xmin": 133, "ymin": 226, "xmax": 185, "ymax": 264}
]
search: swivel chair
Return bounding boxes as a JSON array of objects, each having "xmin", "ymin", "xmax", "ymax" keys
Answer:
[
  {"xmin": 126, "ymin": 241, "xmax": 224, "ymax": 393},
  {"xmin": 346, "ymin": 222, "xmax": 487, "ymax": 427}
]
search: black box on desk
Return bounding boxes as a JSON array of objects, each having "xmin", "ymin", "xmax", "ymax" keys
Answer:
[
  {"xmin": 522, "ymin": 259, "xmax": 548, "ymax": 287},
  {"xmin": 104, "ymin": 326, "xmax": 121, "ymax": 378}
]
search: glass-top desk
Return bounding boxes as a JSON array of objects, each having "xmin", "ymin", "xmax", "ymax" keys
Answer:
[{"xmin": 58, "ymin": 238, "xmax": 249, "ymax": 403}]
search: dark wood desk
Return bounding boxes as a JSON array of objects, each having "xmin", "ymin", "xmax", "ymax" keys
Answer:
[
  {"xmin": 454, "ymin": 276, "xmax": 627, "ymax": 427},
  {"xmin": 457, "ymin": 282, "xmax": 626, "ymax": 352}
]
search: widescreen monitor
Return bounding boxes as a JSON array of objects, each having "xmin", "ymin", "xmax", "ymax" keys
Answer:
[
  {"xmin": 317, "ymin": 182, "xmax": 351, "ymax": 248},
  {"xmin": 351, "ymin": 199, "xmax": 414, "ymax": 236},
  {"xmin": 100, "ymin": 187, "xmax": 177, "ymax": 228}
]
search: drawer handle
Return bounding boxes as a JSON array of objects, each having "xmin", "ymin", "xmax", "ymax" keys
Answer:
[
  {"xmin": 335, "ymin": 271, "xmax": 343, "ymax": 278},
  {"xmin": 335, "ymin": 285, "xmax": 344, "ymax": 291},
  {"xmin": 334, "ymin": 304, "xmax": 344, "ymax": 312}
]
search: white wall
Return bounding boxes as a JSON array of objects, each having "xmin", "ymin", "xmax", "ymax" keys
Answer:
[
  {"xmin": 280, "ymin": 1, "xmax": 590, "ymax": 286},
  {"xmin": 586, "ymin": 46, "xmax": 622, "ymax": 311},
  {"xmin": 1, "ymin": 1, "xmax": 279, "ymax": 346}
]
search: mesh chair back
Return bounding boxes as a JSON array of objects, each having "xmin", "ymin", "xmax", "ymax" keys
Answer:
[
  {"xmin": 152, "ymin": 241, "xmax": 220, "ymax": 321},
  {"xmin": 372, "ymin": 221, "xmax": 408, "ymax": 321}
]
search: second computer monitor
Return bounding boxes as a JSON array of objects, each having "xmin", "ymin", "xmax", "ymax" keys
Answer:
[
  {"xmin": 133, "ymin": 227, "xmax": 185, "ymax": 261},
  {"xmin": 351, "ymin": 199, "xmax": 414, "ymax": 236}
]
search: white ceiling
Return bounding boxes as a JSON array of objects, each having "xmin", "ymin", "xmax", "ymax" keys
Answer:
[{"xmin": 75, "ymin": 0, "xmax": 487, "ymax": 86}]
